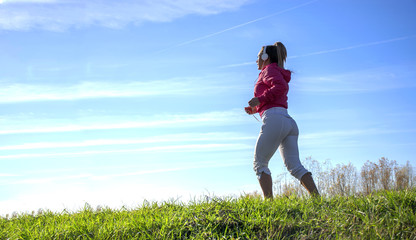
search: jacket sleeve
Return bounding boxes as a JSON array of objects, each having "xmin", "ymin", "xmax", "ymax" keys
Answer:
[{"xmin": 257, "ymin": 69, "xmax": 287, "ymax": 103}]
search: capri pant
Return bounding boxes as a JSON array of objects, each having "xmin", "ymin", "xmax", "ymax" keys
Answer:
[{"xmin": 253, "ymin": 107, "xmax": 309, "ymax": 180}]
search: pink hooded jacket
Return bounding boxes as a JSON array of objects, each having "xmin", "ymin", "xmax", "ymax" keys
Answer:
[{"xmin": 254, "ymin": 63, "xmax": 292, "ymax": 117}]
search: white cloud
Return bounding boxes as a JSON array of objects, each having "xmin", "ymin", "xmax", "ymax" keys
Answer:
[
  {"xmin": 0, "ymin": 109, "xmax": 251, "ymax": 135},
  {"xmin": 292, "ymin": 64, "xmax": 416, "ymax": 94},
  {"xmin": 1, "ymin": 0, "xmax": 57, "ymax": 3},
  {"xmin": 221, "ymin": 35, "xmax": 416, "ymax": 69},
  {"xmin": 0, "ymin": 0, "xmax": 252, "ymax": 31},
  {"xmin": 5, "ymin": 173, "xmax": 91, "ymax": 185},
  {"xmin": 0, "ymin": 132, "xmax": 255, "ymax": 150},
  {"xmin": 2, "ymin": 158, "xmax": 248, "ymax": 185},
  {"xmin": 219, "ymin": 62, "xmax": 252, "ymax": 69},
  {"xmin": 301, "ymin": 129, "xmax": 378, "ymax": 141},
  {"xmin": 299, "ymin": 128, "xmax": 416, "ymax": 149},
  {"xmin": 0, "ymin": 77, "xmax": 240, "ymax": 103},
  {"xmin": 0, "ymin": 173, "xmax": 20, "ymax": 177},
  {"xmin": 157, "ymin": 0, "xmax": 318, "ymax": 52},
  {"xmin": 0, "ymin": 143, "xmax": 251, "ymax": 159},
  {"xmin": 290, "ymin": 35, "xmax": 416, "ymax": 59}
]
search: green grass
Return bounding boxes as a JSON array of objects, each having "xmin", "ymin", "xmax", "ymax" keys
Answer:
[{"xmin": 1, "ymin": 190, "xmax": 415, "ymax": 239}]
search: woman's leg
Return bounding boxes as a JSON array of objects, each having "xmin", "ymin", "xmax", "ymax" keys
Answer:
[
  {"xmin": 279, "ymin": 118, "xmax": 319, "ymax": 196},
  {"xmin": 253, "ymin": 114, "xmax": 287, "ymax": 199},
  {"xmin": 279, "ymin": 134, "xmax": 308, "ymax": 180}
]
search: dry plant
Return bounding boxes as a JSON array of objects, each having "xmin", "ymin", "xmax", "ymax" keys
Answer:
[
  {"xmin": 378, "ymin": 157, "xmax": 396, "ymax": 190},
  {"xmin": 328, "ymin": 163, "xmax": 357, "ymax": 196},
  {"xmin": 271, "ymin": 157, "xmax": 414, "ymax": 198},
  {"xmin": 360, "ymin": 160, "xmax": 379, "ymax": 195},
  {"xmin": 394, "ymin": 160, "xmax": 412, "ymax": 190}
]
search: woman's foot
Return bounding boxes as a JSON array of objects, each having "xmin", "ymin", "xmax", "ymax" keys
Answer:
[
  {"xmin": 259, "ymin": 172, "xmax": 273, "ymax": 199},
  {"xmin": 300, "ymin": 172, "xmax": 319, "ymax": 196}
]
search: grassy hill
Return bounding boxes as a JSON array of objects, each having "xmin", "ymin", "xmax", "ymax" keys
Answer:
[{"xmin": 1, "ymin": 190, "xmax": 415, "ymax": 239}]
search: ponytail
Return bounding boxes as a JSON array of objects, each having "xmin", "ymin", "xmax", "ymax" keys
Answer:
[
  {"xmin": 274, "ymin": 42, "xmax": 287, "ymax": 69},
  {"xmin": 264, "ymin": 42, "xmax": 287, "ymax": 68}
]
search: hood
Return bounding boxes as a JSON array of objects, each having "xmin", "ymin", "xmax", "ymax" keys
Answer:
[
  {"xmin": 279, "ymin": 66, "xmax": 292, "ymax": 83},
  {"xmin": 262, "ymin": 63, "xmax": 291, "ymax": 83}
]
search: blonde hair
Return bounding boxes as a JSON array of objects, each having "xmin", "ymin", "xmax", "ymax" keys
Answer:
[{"xmin": 263, "ymin": 42, "xmax": 287, "ymax": 68}]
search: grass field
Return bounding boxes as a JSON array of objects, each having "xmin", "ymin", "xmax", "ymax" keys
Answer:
[{"xmin": 1, "ymin": 190, "xmax": 415, "ymax": 239}]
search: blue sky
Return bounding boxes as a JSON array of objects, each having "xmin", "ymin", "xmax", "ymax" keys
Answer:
[{"xmin": 0, "ymin": 0, "xmax": 415, "ymax": 214}]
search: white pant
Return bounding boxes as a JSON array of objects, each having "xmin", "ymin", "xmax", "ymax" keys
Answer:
[{"xmin": 253, "ymin": 107, "xmax": 309, "ymax": 180}]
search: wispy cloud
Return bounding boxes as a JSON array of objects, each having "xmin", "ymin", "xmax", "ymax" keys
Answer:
[
  {"xmin": 157, "ymin": 0, "xmax": 318, "ymax": 53},
  {"xmin": 220, "ymin": 35, "xmax": 416, "ymax": 69},
  {"xmin": 2, "ymin": 173, "xmax": 92, "ymax": 185},
  {"xmin": 0, "ymin": 142, "xmax": 251, "ymax": 159},
  {"xmin": 0, "ymin": 132, "xmax": 255, "ymax": 151},
  {"xmin": 0, "ymin": 0, "xmax": 251, "ymax": 31},
  {"xmin": 218, "ymin": 62, "xmax": 253, "ymax": 69},
  {"xmin": 1, "ymin": 0, "xmax": 57, "ymax": 3},
  {"xmin": 300, "ymin": 128, "xmax": 416, "ymax": 149},
  {"xmin": 291, "ymin": 35, "xmax": 416, "ymax": 58},
  {"xmin": 0, "ymin": 76, "xmax": 243, "ymax": 103},
  {"xmin": 301, "ymin": 129, "xmax": 381, "ymax": 140},
  {"xmin": 23, "ymin": 158, "xmax": 248, "ymax": 184},
  {"xmin": 292, "ymin": 63, "xmax": 416, "ymax": 94},
  {"xmin": 0, "ymin": 173, "xmax": 20, "ymax": 177},
  {"xmin": 0, "ymin": 109, "xmax": 251, "ymax": 135}
]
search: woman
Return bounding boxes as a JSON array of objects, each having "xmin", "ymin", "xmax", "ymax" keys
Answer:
[{"xmin": 245, "ymin": 42, "xmax": 319, "ymax": 199}]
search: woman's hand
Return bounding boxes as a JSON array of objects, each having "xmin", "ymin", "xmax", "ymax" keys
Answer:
[
  {"xmin": 245, "ymin": 106, "xmax": 256, "ymax": 115},
  {"xmin": 248, "ymin": 97, "xmax": 260, "ymax": 107}
]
